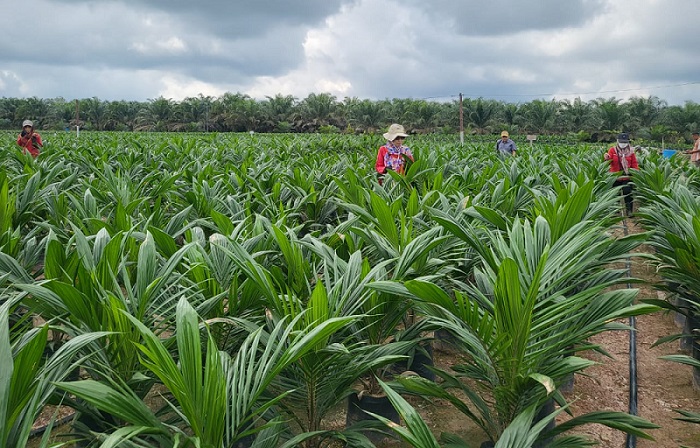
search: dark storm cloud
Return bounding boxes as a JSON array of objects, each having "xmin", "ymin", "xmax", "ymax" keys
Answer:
[
  {"xmin": 406, "ymin": 0, "xmax": 607, "ymax": 35},
  {"xmin": 0, "ymin": 0, "xmax": 698, "ymax": 104},
  {"xmin": 47, "ymin": 0, "xmax": 354, "ymax": 37}
]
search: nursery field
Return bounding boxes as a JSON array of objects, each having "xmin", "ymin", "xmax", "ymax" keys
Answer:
[
  {"xmin": 329, "ymin": 219, "xmax": 700, "ymax": 448},
  {"xmin": 2, "ymin": 131, "xmax": 699, "ymax": 448}
]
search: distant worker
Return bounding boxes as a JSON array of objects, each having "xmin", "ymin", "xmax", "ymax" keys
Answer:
[
  {"xmin": 375, "ymin": 123, "xmax": 414, "ymax": 184},
  {"xmin": 685, "ymin": 131, "xmax": 700, "ymax": 167},
  {"xmin": 496, "ymin": 131, "xmax": 516, "ymax": 156},
  {"xmin": 16, "ymin": 120, "xmax": 42, "ymax": 158},
  {"xmin": 604, "ymin": 132, "xmax": 639, "ymax": 215}
]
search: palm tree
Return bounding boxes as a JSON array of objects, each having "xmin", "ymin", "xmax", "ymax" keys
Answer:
[
  {"xmin": 663, "ymin": 101, "xmax": 700, "ymax": 135},
  {"xmin": 297, "ymin": 92, "xmax": 339, "ymax": 132},
  {"xmin": 465, "ymin": 98, "xmax": 498, "ymax": 134},
  {"xmin": 176, "ymin": 94, "xmax": 214, "ymax": 132},
  {"xmin": 402, "ymin": 99, "xmax": 442, "ymax": 134},
  {"xmin": 625, "ymin": 95, "xmax": 666, "ymax": 133},
  {"xmin": 0, "ymin": 97, "xmax": 23, "ymax": 128},
  {"xmin": 261, "ymin": 94, "xmax": 297, "ymax": 132},
  {"xmin": 344, "ymin": 97, "xmax": 386, "ymax": 133},
  {"xmin": 15, "ymin": 97, "xmax": 50, "ymax": 129},
  {"xmin": 44, "ymin": 97, "xmax": 76, "ymax": 130},
  {"xmin": 0, "ymin": 295, "xmax": 107, "ymax": 448},
  {"xmin": 135, "ymin": 96, "xmax": 175, "ymax": 131},
  {"xmin": 594, "ymin": 97, "xmax": 630, "ymax": 136},
  {"xmin": 105, "ymin": 100, "xmax": 140, "ymax": 131},
  {"xmin": 559, "ymin": 97, "xmax": 596, "ymax": 133},
  {"xmin": 501, "ymin": 103, "xmax": 519, "ymax": 128},
  {"xmin": 519, "ymin": 99, "xmax": 559, "ymax": 134}
]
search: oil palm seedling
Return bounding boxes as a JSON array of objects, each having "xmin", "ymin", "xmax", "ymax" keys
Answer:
[
  {"xmin": 0, "ymin": 295, "xmax": 108, "ymax": 448},
  {"xmin": 372, "ymin": 216, "xmax": 659, "ymax": 445},
  {"xmin": 208, "ymin": 229, "xmax": 416, "ymax": 446},
  {"xmin": 57, "ymin": 296, "xmax": 357, "ymax": 448},
  {"xmin": 18, "ymin": 227, "xmax": 200, "ymax": 398}
]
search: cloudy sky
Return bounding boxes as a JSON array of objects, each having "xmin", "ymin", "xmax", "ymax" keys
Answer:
[{"xmin": 2, "ymin": 0, "xmax": 699, "ymax": 105}]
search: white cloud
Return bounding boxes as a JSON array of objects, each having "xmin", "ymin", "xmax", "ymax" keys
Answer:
[
  {"xmin": 158, "ymin": 75, "xmax": 226, "ymax": 100},
  {"xmin": 130, "ymin": 36, "xmax": 187, "ymax": 55}
]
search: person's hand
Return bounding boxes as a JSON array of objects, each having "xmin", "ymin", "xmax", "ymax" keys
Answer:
[
  {"xmin": 21, "ymin": 130, "xmax": 27, "ymax": 137},
  {"xmin": 604, "ymin": 153, "xmax": 611, "ymax": 160}
]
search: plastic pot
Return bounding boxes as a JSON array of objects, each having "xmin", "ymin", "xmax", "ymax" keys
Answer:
[
  {"xmin": 346, "ymin": 391, "xmax": 400, "ymax": 443},
  {"xmin": 392, "ymin": 342, "xmax": 436, "ymax": 381},
  {"xmin": 433, "ymin": 328, "xmax": 460, "ymax": 355},
  {"xmin": 532, "ymin": 398, "xmax": 556, "ymax": 448}
]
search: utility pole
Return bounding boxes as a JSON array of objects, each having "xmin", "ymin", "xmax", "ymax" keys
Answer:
[
  {"xmin": 75, "ymin": 99, "xmax": 80, "ymax": 138},
  {"xmin": 459, "ymin": 93, "xmax": 464, "ymax": 146}
]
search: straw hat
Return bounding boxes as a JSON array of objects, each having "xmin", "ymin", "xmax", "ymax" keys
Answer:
[
  {"xmin": 500, "ymin": 130, "xmax": 509, "ymax": 137},
  {"xmin": 383, "ymin": 124, "xmax": 408, "ymax": 141}
]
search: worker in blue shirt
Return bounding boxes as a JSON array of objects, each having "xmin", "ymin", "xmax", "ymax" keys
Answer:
[{"xmin": 496, "ymin": 130, "xmax": 517, "ymax": 156}]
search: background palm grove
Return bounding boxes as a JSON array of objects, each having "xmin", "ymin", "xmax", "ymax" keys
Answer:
[
  {"xmin": 0, "ymin": 97, "xmax": 699, "ymax": 447},
  {"xmin": 0, "ymin": 94, "xmax": 699, "ymax": 145}
]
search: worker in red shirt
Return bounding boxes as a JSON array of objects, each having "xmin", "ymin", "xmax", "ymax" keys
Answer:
[
  {"xmin": 17, "ymin": 120, "xmax": 42, "ymax": 158},
  {"xmin": 604, "ymin": 132, "xmax": 638, "ymax": 215}
]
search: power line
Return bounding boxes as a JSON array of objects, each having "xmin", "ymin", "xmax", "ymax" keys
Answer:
[{"xmin": 419, "ymin": 80, "xmax": 700, "ymax": 101}]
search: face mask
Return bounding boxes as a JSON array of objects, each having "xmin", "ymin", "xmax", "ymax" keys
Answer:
[{"xmin": 618, "ymin": 142, "xmax": 629, "ymax": 149}]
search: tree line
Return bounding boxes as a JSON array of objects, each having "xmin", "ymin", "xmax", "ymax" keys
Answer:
[{"xmin": 1, "ymin": 93, "xmax": 698, "ymax": 143}]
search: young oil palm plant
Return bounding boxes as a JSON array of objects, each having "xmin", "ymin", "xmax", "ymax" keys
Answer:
[
  {"xmin": 207, "ymin": 230, "xmax": 416, "ymax": 446},
  {"xmin": 0, "ymin": 295, "xmax": 108, "ymax": 448},
  {"xmin": 372, "ymin": 216, "xmax": 659, "ymax": 445},
  {"xmin": 635, "ymin": 186, "xmax": 700, "ymax": 416},
  {"xmin": 19, "ymin": 227, "xmax": 200, "ymax": 399},
  {"xmin": 56, "ymin": 296, "xmax": 357, "ymax": 448}
]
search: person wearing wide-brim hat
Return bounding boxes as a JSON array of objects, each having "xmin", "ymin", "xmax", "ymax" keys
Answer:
[
  {"xmin": 496, "ymin": 130, "xmax": 516, "ymax": 156},
  {"xmin": 16, "ymin": 119, "xmax": 42, "ymax": 158},
  {"xmin": 375, "ymin": 124, "xmax": 414, "ymax": 183}
]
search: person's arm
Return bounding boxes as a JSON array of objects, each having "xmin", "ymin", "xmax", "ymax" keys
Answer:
[
  {"xmin": 404, "ymin": 148, "xmax": 414, "ymax": 162},
  {"xmin": 375, "ymin": 146, "xmax": 387, "ymax": 174},
  {"xmin": 33, "ymin": 133, "xmax": 43, "ymax": 148},
  {"xmin": 629, "ymin": 154, "xmax": 639, "ymax": 170},
  {"xmin": 604, "ymin": 148, "xmax": 619, "ymax": 171},
  {"xmin": 17, "ymin": 131, "xmax": 30, "ymax": 146}
]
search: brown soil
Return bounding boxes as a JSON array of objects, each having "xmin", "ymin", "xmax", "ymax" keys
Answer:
[{"xmin": 559, "ymin": 218, "xmax": 700, "ymax": 448}]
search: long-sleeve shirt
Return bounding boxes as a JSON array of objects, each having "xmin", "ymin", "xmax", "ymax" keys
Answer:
[
  {"xmin": 606, "ymin": 146, "xmax": 638, "ymax": 175},
  {"xmin": 17, "ymin": 132, "xmax": 42, "ymax": 158},
  {"xmin": 375, "ymin": 143, "xmax": 413, "ymax": 175}
]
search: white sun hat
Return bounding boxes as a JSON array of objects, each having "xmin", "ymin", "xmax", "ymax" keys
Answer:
[{"xmin": 383, "ymin": 123, "xmax": 408, "ymax": 141}]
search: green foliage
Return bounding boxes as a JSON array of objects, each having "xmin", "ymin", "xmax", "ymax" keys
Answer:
[{"xmin": 0, "ymin": 131, "xmax": 693, "ymax": 447}]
